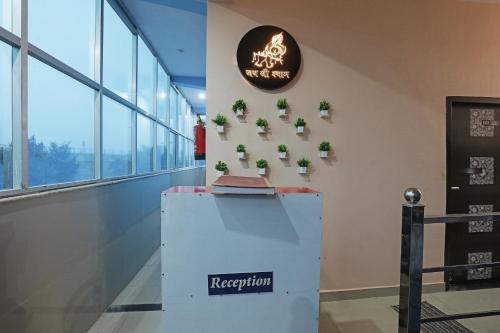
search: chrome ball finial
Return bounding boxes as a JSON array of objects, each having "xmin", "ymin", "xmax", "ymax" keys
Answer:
[{"xmin": 404, "ymin": 188, "xmax": 421, "ymax": 204}]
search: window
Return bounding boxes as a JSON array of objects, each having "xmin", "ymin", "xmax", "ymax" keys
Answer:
[
  {"xmin": 103, "ymin": 0, "xmax": 133, "ymax": 101},
  {"xmin": 29, "ymin": 0, "xmax": 96, "ymax": 78},
  {"xmin": 168, "ymin": 131, "xmax": 176, "ymax": 169},
  {"xmin": 177, "ymin": 95, "xmax": 185, "ymax": 134},
  {"xmin": 0, "ymin": 41, "xmax": 12, "ymax": 190},
  {"xmin": 176, "ymin": 136, "xmax": 184, "ymax": 168},
  {"xmin": 169, "ymin": 86, "xmax": 177, "ymax": 129},
  {"xmin": 156, "ymin": 124, "xmax": 168, "ymax": 170},
  {"xmin": 137, "ymin": 114, "xmax": 153, "ymax": 174},
  {"xmin": 28, "ymin": 57, "xmax": 95, "ymax": 187},
  {"xmin": 157, "ymin": 66, "xmax": 170, "ymax": 123},
  {"xmin": 102, "ymin": 97, "xmax": 132, "ymax": 178},
  {"xmin": 137, "ymin": 37, "xmax": 156, "ymax": 114},
  {"xmin": 0, "ymin": 0, "xmax": 12, "ymax": 31}
]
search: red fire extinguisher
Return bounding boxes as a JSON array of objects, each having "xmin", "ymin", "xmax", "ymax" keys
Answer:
[{"xmin": 194, "ymin": 115, "xmax": 206, "ymax": 161}]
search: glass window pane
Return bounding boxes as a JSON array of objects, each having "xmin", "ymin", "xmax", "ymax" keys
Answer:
[
  {"xmin": 0, "ymin": 42, "xmax": 13, "ymax": 190},
  {"xmin": 177, "ymin": 96, "xmax": 185, "ymax": 134},
  {"xmin": 29, "ymin": 0, "xmax": 96, "ymax": 78},
  {"xmin": 168, "ymin": 131, "xmax": 176, "ymax": 169},
  {"xmin": 137, "ymin": 114, "xmax": 153, "ymax": 174},
  {"xmin": 0, "ymin": 0, "xmax": 12, "ymax": 31},
  {"xmin": 156, "ymin": 124, "xmax": 167, "ymax": 170},
  {"xmin": 169, "ymin": 86, "xmax": 177, "ymax": 129},
  {"xmin": 102, "ymin": 97, "xmax": 132, "ymax": 178},
  {"xmin": 103, "ymin": 0, "xmax": 133, "ymax": 101},
  {"xmin": 137, "ymin": 37, "xmax": 155, "ymax": 114},
  {"xmin": 157, "ymin": 66, "xmax": 170, "ymax": 123},
  {"xmin": 28, "ymin": 57, "xmax": 95, "ymax": 187},
  {"xmin": 177, "ymin": 136, "xmax": 184, "ymax": 168}
]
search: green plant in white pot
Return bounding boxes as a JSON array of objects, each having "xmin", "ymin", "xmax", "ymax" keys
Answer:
[
  {"xmin": 295, "ymin": 117, "xmax": 306, "ymax": 134},
  {"xmin": 319, "ymin": 100, "xmax": 330, "ymax": 118},
  {"xmin": 297, "ymin": 158, "xmax": 310, "ymax": 174},
  {"xmin": 212, "ymin": 113, "xmax": 227, "ymax": 134},
  {"xmin": 232, "ymin": 99, "xmax": 247, "ymax": 117},
  {"xmin": 256, "ymin": 118, "xmax": 269, "ymax": 134},
  {"xmin": 256, "ymin": 159, "xmax": 268, "ymax": 176},
  {"xmin": 277, "ymin": 144, "xmax": 288, "ymax": 159},
  {"xmin": 215, "ymin": 161, "xmax": 228, "ymax": 177},
  {"xmin": 318, "ymin": 141, "xmax": 331, "ymax": 158},
  {"xmin": 236, "ymin": 144, "xmax": 246, "ymax": 160},
  {"xmin": 277, "ymin": 98, "xmax": 288, "ymax": 117}
]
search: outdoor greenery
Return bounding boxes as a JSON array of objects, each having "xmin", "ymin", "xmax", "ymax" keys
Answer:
[
  {"xmin": 212, "ymin": 113, "xmax": 227, "ymax": 126},
  {"xmin": 256, "ymin": 118, "xmax": 269, "ymax": 128},
  {"xmin": 215, "ymin": 161, "xmax": 228, "ymax": 172},
  {"xmin": 277, "ymin": 98, "xmax": 288, "ymax": 109},
  {"xmin": 297, "ymin": 158, "xmax": 311, "ymax": 167},
  {"xmin": 236, "ymin": 144, "xmax": 246, "ymax": 153},
  {"xmin": 256, "ymin": 159, "xmax": 268, "ymax": 169},
  {"xmin": 294, "ymin": 117, "xmax": 306, "ymax": 128},
  {"xmin": 277, "ymin": 144, "xmax": 288, "ymax": 153},
  {"xmin": 319, "ymin": 100, "xmax": 330, "ymax": 111},
  {"xmin": 318, "ymin": 141, "xmax": 331, "ymax": 151},
  {"xmin": 232, "ymin": 99, "xmax": 247, "ymax": 113}
]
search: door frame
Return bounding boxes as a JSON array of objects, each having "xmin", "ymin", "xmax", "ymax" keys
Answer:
[{"xmin": 445, "ymin": 96, "xmax": 500, "ymax": 289}]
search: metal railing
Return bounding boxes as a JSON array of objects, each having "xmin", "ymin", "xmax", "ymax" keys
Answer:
[{"xmin": 398, "ymin": 188, "xmax": 500, "ymax": 333}]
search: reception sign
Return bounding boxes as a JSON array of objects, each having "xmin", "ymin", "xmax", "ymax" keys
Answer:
[
  {"xmin": 208, "ymin": 272, "xmax": 273, "ymax": 296},
  {"xmin": 237, "ymin": 25, "xmax": 301, "ymax": 90}
]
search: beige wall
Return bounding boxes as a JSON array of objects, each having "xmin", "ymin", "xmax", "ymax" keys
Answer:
[{"xmin": 206, "ymin": 0, "xmax": 500, "ymax": 291}]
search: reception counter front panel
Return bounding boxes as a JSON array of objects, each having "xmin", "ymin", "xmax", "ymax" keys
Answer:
[{"xmin": 161, "ymin": 187, "xmax": 323, "ymax": 333}]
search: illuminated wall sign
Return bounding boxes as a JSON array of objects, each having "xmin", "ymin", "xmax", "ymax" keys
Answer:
[{"xmin": 237, "ymin": 25, "xmax": 301, "ymax": 90}]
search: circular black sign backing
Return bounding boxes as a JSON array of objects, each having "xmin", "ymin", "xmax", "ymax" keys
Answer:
[{"xmin": 237, "ymin": 25, "xmax": 301, "ymax": 91}]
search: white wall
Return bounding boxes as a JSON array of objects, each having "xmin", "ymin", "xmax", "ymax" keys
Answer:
[{"xmin": 206, "ymin": 0, "xmax": 500, "ymax": 291}]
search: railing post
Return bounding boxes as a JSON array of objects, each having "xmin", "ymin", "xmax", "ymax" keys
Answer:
[{"xmin": 399, "ymin": 188, "xmax": 425, "ymax": 333}]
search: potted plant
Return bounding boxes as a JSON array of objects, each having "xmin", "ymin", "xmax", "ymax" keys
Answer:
[
  {"xmin": 277, "ymin": 98, "xmax": 288, "ymax": 117},
  {"xmin": 318, "ymin": 141, "xmax": 331, "ymax": 158},
  {"xmin": 256, "ymin": 159, "xmax": 268, "ymax": 176},
  {"xmin": 297, "ymin": 158, "xmax": 310, "ymax": 174},
  {"xmin": 295, "ymin": 118, "xmax": 306, "ymax": 134},
  {"xmin": 256, "ymin": 118, "xmax": 269, "ymax": 134},
  {"xmin": 212, "ymin": 113, "xmax": 227, "ymax": 133},
  {"xmin": 232, "ymin": 99, "xmax": 247, "ymax": 117},
  {"xmin": 215, "ymin": 161, "xmax": 228, "ymax": 177},
  {"xmin": 196, "ymin": 114, "xmax": 205, "ymax": 126},
  {"xmin": 277, "ymin": 144, "xmax": 288, "ymax": 159},
  {"xmin": 236, "ymin": 144, "xmax": 246, "ymax": 160},
  {"xmin": 319, "ymin": 100, "xmax": 330, "ymax": 118}
]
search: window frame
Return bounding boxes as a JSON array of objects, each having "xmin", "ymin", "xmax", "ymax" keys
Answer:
[{"xmin": 0, "ymin": 0, "xmax": 197, "ymax": 199}]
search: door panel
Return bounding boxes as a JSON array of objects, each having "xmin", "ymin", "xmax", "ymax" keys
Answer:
[{"xmin": 446, "ymin": 97, "xmax": 500, "ymax": 290}]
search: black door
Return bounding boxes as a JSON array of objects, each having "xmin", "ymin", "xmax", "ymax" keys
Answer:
[{"xmin": 446, "ymin": 96, "xmax": 500, "ymax": 290}]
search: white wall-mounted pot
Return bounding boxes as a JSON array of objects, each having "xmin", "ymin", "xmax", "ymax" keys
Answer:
[
  {"xmin": 257, "ymin": 126, "xmax": 267, "ymax": 134},
  {"xmin": 216, "ymin": 170, "xmax": 225, "ymax": 177},
  {"xmin": 216, "ymin": 125, "xmax": 225, "ymax": 133},
  {"xmin": 298, "ymin": 167, "xmax": 308, "ymax": 174},
  {"xmin": 235, "ymin": 109, "xmax": 244, "ymax": 117},
  {"xmin": 238, "ymin": 152, "xmax": 246, "ymax": 160},
  {"xmin": 258, "ymin": 168, "xmax": 266, "ymax": 176},
  {"xmin": 278, "ymin": 109, "xmax": 287, "ymax": 117},
  {"xmin": 278, "ymin": 151, "xmax": 287, "ymax": 159},
  {"xmin": 296, "ymin": 126, "xmax": 305, "ymax": 134},
  {"xmin": 319, "ymin": 150, "xmax": 329, "ymax": 158},
  {"xmin": 320, "ymin": 110, "xmax": 329, "ymax": 118}
]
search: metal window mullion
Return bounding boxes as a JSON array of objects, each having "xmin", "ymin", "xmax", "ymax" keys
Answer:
[
  {"xmin": 152, "ymin": 58, "xmax": 158, "ymax": 171},
  {"xmin": 13, "ymin": 0, "xmax": 28, "ymax": 190},
  {"xmin": 94, "ymin": 0, "xmax": 104, "ymax": 179},
  {"xmin": 131, "ymin": 33, "xmax": 138, "ymax": 175}
]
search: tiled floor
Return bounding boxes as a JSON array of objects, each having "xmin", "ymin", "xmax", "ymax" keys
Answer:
[{"xmin": 88, "ymin": 249, "xmax": 500, "ymax": 333}]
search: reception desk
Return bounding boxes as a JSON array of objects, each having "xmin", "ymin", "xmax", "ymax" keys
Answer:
[{"xmin": 161, "ymin": 186, "xmax": 323, "ymax": 333}]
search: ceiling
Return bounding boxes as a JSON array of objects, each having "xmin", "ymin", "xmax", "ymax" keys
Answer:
[{"xmin": 119, "ymin": 0, "xmax": 207, "ymax": 114}]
